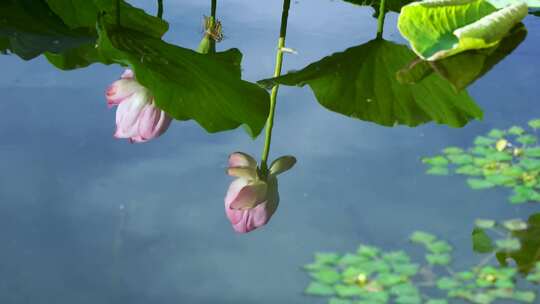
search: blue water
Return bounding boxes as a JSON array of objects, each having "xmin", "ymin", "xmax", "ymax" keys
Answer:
[{"xmin": 0, "ymin": 1, "xmax": 539, "ymax": 303}]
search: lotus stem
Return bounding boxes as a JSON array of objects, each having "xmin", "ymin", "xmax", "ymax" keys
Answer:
[
  {"xmin": 157, "ymin": 0, "xmax": 164, "ymax": 19},
  {"xmin": 377, "ymin": 0, "xmax": 386, "ymax": 39},
  {"xmin": 209, "ymin": 0, "xmax": 217, "ymax": 53},
  {"xmin": 261, "ymin": 0, "xmax": 291, "ymax": 173}
]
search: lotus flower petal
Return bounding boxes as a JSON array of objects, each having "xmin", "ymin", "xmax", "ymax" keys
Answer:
[
  {"xmin": 108, "ymin": 70, "xmax": 172, "ymax": 143},
  {"xmin": 225, "ymin": 177, "xmax": 279, "ymax": 233},
  {"xmin": 121, "ymin": 69, "xmax": 134, "ymax": 79},
  {"xmin": 227, "ymin": 167, "xmax": 258, "ymax": 180},
  {"xmin": 229, "ymin": 181, "xmax": 268, "ymax": 210},
  {"xmin": 269, "ymin": 155, "xmax": 297, "ymax": 176},
  {"xmin": 229, "ymin": 152, "xmax": 257, "ymax": 169},
  {"xmin": 114, "ymin": 91, "xmax": 150, "ymax": 138}
]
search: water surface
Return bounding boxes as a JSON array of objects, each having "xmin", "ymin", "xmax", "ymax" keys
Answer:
[{"xmin": 0, "ymin": 1, "xmax": 539, "ymax": 303}]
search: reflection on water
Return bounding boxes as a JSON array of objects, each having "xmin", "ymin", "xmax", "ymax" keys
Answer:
[
  {"xmin": 397, "ymin": 24, "xmax": 528, "ymax": 92},
  {"xmin": 0, "ymin": 0, "xmax": 539, "ymax": 303}
]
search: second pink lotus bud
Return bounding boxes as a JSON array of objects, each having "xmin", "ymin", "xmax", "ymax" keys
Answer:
[{"xmin": 224, "ymin": 152, "xmax": 296, "ymax": 233}]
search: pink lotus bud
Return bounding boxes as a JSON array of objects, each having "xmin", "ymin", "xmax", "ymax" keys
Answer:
[
  {"xmin": 224, "ymin": 152, "xmax": 296, "ymax": 233},
  {"xmin": 106, "ymin": 69, "xmax": 172, "ymax": 143}
]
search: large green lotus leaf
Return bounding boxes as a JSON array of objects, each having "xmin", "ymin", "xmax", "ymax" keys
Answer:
[
  {"xmin": 0, "ymin": 0, "xmax": 94, "ymax": 60},
  {"xmin": 398, "ymin": 0, "xmax": 528, "ymax": 61},
  {"xmin": 0, "ymin": 37, "xmax": 9, "ymax": 53},
  {"xmin": 43, "ymin": 0, "xmax": 167, "ymax": 70},
  {"xmin": 496, "ymin": 213, "xmax": 540, "ymax": 273},
  {"xmin": 488, "ymin": 0, "xmax": 540, "ymax": 9},
  {"xmin": 397, "ymin": 24, "xmax": 526, "ymax": 91},
  {"xmin": 45, "ymin": 43, "xmax": 110, "ymax": 70},
  {"xmin": 343, "ymin": 0, "xmax": 415, "ymax": 16},
  {"xmin": 259, "ymin": 39, "xmax": 482, "ymax": 128},
  {"xmin": 45, "ymin": 0, "xmax": 168, "ymax": 38},
  {"xmin": 96, "ymin": 24, "xmax": 269, "ymax": 136}
]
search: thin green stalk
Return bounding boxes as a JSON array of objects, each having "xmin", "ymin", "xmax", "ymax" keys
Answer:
[
  {"xmin": 198, "ymin": 0, "xmax": 218, "ymax": 54},
  {"xmin": 209, "ymin": 0, "xmax": 217, "ymax": 53},
  {"xmin": 157, "ymin": 0, "xmax": 164, "ymax": 19},
  {"xmin": 376, "ymin": 0, "xmax": 386, "ymax": 39},
  {"xmin": 261, "ymin": 0, "xmax": 291, "ymax": 173},
  {"xmin": 211, "ymin": 0, "xmax": 217, "ymax": 18}
]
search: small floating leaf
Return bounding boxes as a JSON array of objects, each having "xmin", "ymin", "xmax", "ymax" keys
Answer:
[
  {"xmin": 475, "ymin": 219, "xmax": 496, "ymax": 229},
  {"xmin": 437, "ymin": 277, "xmax": 461, "ymax": 290},
  {"xmin": 508, "ymin": 125, "xmax": 525, "ymax": 135},
  {"xmin": 475, "ymin": 136, "xmax": 497, "ymax": 146},
  {"xmin": 486, "ymin": 151, "xmax": 513, "ymax": 161},
  {"xmin": 426, "ymin": 253, "xmax": 452, "ymax": 265},
  {"xmin": 527, "ymin": 271, "xmax": 540, "ymax": 283},
  {"xmin": 427, "ymin": 166, "xmax": 450, "ymax": 175},
  {"xmin": 467, "ymin": 178, "xmax": 495, "ymax": 189},
  {"xmin": 427, "ymin": 240, "xmax": 453, "ymax": 254},
  {"xmin": 485, "ymin": 174, "xmax": 517, "ymax": 186},
  {"xmin": 410, "ymin": 231, "xmax": 437, "ymax": 245},
  {"xmin": 315, "ymin": 253, "xmax": 341, "ymax": 265},
  {"xmin": 488, "ymin": 129, "xmax": 506, "ymax": 139},
  {"xmin": 310, "ymin": 269, "xmax": 341, "ymax": 284},
  {"xmin": 378, "ymin": 273, "xmax": 405, "ymax": 287},
  {"xmin": 496, "ymin": 238, "xmax": 521, "ymax": 251},
  {"xmin": 528, "ymin": 118, "xmax": 540, "ymax": 129},
  {"xmin": 305, "ymin": 282, "xmax": 335, "ymax": 296},
  {"xmin": 423, "ymin": 156, "xmax": 449, "ymax": 166},
  {"xmin": 357, "ymin": 245, "xmax": 380, "ymax": 258},
  {"xmin": 503, "ymin": 219, "xmax": 528, "ymax": 231},
  {"xmin": 472, "ymin": 227, "xmax": 495, "ymax": 253},
  {"xmin": 512, "ymin": 291, "xmax": 536, "ymax": 303},
  {"xmin": 443, "ymin": 147, "xmax": 464, "ymax": 154},
  {"xmin": 447, "ymin": 154, "xmax": 474, "ymax": 165},
  {"xmin": 456, "ymin": 165, "xmax": 483, "ymax": 176},
  {"xmin": 335, "ymin": 284, "xmax": 364, "ymax": 297},
  {"xmin": 516, "ymin": 135, "xmax": 537, "ymax": 145},
  {"xmin": 524, "ymin": 147, "xmax": 540, "ymax": 157},
  {"xmin": 393, "ymin": 263, "xmax": 420, "ymax": 276}
]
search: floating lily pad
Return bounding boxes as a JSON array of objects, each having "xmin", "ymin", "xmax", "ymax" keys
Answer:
[
  {"xmin": 473, "ymin": 227, "xmax": 495, "ymax": 253},
  {"xmin": 497, "ymin": 213, "xmax": 540, "ymax": 273},
  {"xmin": 503, "ymin": 219, "xmax": 528, "ymax": 231},
  {"xmin": 423, "ymin": 120, "xmax": 540, "ymax": 204},
  {"xmin": 304, "ymin": 230, "xmax": 537, "ymax": 304},
  {"xmin": 305, "ymin": 282, "xmax": 335, "ymax": 296},
  {"xmin": 467, "ymin": 178, "xmax": 495, "ymax": 189}
]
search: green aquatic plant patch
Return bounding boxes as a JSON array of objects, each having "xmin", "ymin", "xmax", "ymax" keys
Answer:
[
  {"xmin": 423, "ymin": 119, "xmax": 540, "ymax": 204},
  {"xmin": 303, "ymin": 231, "xmax": 539, "ymax": 304}
]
